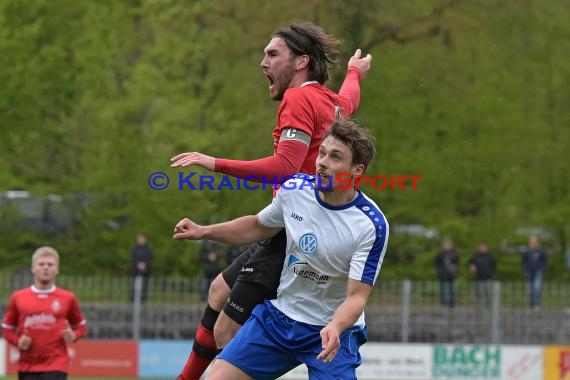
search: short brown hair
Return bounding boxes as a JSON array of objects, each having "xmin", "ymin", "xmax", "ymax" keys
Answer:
[
  {"xmin": 324, "ymin": 119, "xmax": 376, "ymax": 171},
  {"xmin": 275, "ymin": 21, "xmax": 342, "ymax": 84}
]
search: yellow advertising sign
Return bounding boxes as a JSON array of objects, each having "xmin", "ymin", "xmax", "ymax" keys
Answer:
[{"xmin": 544, "ymin": 346, "xmax": 570, "ymax": 380}]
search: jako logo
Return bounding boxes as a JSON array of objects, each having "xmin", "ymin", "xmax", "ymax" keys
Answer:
[
  {"xmin": 290, "ymin": 212, "xmax": 303, "ymax": 221},
  {"xmin": 227, "ymin": 300, "xmax": 244, "ymax": 313}
]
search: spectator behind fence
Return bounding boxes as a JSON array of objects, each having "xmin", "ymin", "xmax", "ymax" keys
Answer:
[
  {"xmin": 2, "ymin": 246, "xmax": 87, "ymax": 380},
  {"xmin": 199, "ymin": 241, "xmax": 223, "ymax": 301},
  {"xmin": 521, "ymin": 234, "xmax": 547, "ymax": 309},
  {"xmin": 468, "ymin": 241, "xmax": 497, "ymax": 306},
  {"xmin": 130, "ymin": 233, "xmax": 154, "ymax": 303},
  {"xmin": 225, "ymin": 245, "xmax": 247, "ymax": 266},
  {"xmin": 435, "ymin": 237, "xmax": 459, "ymax": 308}
]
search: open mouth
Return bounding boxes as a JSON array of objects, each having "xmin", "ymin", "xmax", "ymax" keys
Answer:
[{"xmin": 266, "ymin": 74, "xmax": 275, "ymax": 88}]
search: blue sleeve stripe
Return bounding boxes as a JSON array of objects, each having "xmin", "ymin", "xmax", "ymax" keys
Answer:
[{"xmin": 358, "ymin": 200, "xmax": 388, "ymax": 285}]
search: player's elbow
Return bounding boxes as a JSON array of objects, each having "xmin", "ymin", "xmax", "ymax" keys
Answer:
[{"xmin": 254, "ymin": 220, "xmax": 281, "ymax": 241}]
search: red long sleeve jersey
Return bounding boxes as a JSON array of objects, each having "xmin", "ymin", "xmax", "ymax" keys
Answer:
[
  {"xmin": 216, "ymin": 68, "xmax": 361, "ymax": 183},
  {"xmin": 2, "ymin": 285, "xmax": 87, "ymax": 373},
  {"xmin": 272, "ymin": 81, "xmax": 357, "ymax": 175}
]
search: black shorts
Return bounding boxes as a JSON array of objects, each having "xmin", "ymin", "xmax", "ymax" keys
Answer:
[
  {"xmin": 221, "ymin": 230, "xmax": 287, "ymax": 324},
  {"xmin": 19, "ymin": 372, "xmax": 67, "ymax": 380}
]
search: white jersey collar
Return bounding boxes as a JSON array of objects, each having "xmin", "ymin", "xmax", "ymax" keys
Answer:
[
  {"xmin": 300, "ymin": 81, "xmax": 318, "ymax": 87},
  {"xmin": 31, "ymin": 285, "xmax": 56, "ymax": 294}
]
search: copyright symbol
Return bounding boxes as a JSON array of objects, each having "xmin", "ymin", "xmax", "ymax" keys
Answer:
[{"xmin": 148, "ymin": 172, "xmax": 170, "ymax": 190}]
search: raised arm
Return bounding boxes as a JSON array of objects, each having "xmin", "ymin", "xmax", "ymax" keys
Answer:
[{"xmin": 337, "ymin": 49, "xmax": 373, "ymax": 117}]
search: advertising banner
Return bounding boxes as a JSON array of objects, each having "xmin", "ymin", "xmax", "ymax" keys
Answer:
[
  {"xmin": 280, "ymin": 343, "xmax": 543, "ymax": 380},
  {"xmin": 279, "ymin": 343, "xmax": 432, "ymax": 380},
  {"xmin": 545, "ymin": 346, "xmax": 570, "ymax": 380},
  {"xmin": 501, "ymin": 346, "xmax": 543, "ymax": 380},
  {"xmin": 358, "ymin": 343, "xmax": 431, "ymax": 380},
  {"xmin": 432, "ymin": 344, "xmax": 502, "ymax": 379},
  {"xmin": 432, "ymin": 344, "xmax": 542, "ymax": 380},
  {"xmin": 139, "ymin": 340, "xmax": 193, "ymax": 378},
  {"xmin": 0, "ymin": 339, "xmax": 5, "ymax": 376},
  {"xmin": 5, "ymin": 340, "xmax": 138, "ymax": 377}
]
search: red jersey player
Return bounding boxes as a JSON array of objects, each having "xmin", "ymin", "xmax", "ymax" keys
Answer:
[
  {"xmin": 171, "ymin": 21, "xmax": 372, "ymax": 380},
  {"xmin": 2, "ymin": 246, "xmax": 87, "ymax": 380}
]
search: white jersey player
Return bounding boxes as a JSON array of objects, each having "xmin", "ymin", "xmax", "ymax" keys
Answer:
[
  {"xmin": 262, "ymin": 173, "xmax": 387, "ymax": 328},
  {"xmin": 173, "ymin": 119, "xmax": 388, "ymax": 380}
]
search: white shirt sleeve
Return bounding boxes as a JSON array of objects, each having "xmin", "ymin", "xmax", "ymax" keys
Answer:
[
  {"xmin": 349, "ymin": 222, "xmax": 389, "ymax": 286},
  {"xmin": 258, "ymin": 188, "xmax": 286, "ymax": 228}
]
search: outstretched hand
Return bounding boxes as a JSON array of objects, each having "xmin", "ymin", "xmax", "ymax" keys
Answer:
[
  {"xmin": 173, "ymin": 218, "xmax": 204, "ymax": 240},
  {"xmin": 348, "ymin": 49, "xmax": 372, "ymax": 79},
  {"xmin": 170, "ymin": 152, "xmax": 215, "ymax": 171}
]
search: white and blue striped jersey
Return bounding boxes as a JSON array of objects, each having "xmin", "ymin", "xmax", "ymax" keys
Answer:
[{"xmin": 258, "ymin": 175, "xmax": 389, "ymax": 327}]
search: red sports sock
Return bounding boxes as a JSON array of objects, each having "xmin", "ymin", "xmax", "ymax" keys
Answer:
[{"xmin": 178, "ymin": 323, "xmax": 218, "ymax": 380}]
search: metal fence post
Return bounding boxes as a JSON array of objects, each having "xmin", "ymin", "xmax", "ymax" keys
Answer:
[
  {"xmin": 491, "ymin": 280, "xmax": 501, "ymax": 343},
  {"xmin": 401, "ymin": 279, "xmax": 411, "ymax": 343},
  {"xmin": 132, "ymin": 275, "xmax": 142, "ymax": 340}
]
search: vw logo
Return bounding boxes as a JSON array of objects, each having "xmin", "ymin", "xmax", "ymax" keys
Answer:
[{"xmin": 299, "ymin": 233, "xmax": 318, "ymax": 255}]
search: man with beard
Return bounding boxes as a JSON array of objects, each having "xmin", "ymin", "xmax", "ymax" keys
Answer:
[
  {"xmin": 171, "ymin": 21, "xmax": 372, "ymax": 380},
  {"xmin": 174, "ymin": 119, "xmax": 388, "ymax": 379}
]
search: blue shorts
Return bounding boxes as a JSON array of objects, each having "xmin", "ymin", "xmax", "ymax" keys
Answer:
[{"xmin": 219, "ymin": 300, "xmax": 368, "ymax": 380}]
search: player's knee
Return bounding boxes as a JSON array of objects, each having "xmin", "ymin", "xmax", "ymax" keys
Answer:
[
  {"xmin": 214, "ymin": 313, "xmax": 241, "ymax": 348},
  {"xmin": 208, "ymin": 274, "xmax": 230, "ymax": 310},
  {"xmin": 206, "ymin": 358, "xmax": 248, "ymax": 380}
]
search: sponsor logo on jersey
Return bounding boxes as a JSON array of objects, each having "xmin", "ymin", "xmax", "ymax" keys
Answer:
[
  {"xmin": 288, "ymin": 255, "xmax": 308, "ymax": 268},
  {"xmin": 239, "ymin": 266, "xmax": 254, "ymax": 273},
  {"xmin": 287, "ymin": 255, "xmax": 328, "ymax": 285},
  {"xmin": 291, "ymin": 267, "xmax": 329, "ymax": 285},
  {"xmin": 299, "ymin": 233, "xmax": 318, "ymax": 255},
  {"xmin": 290, "ymin": 212, "xmax": 303, "ymax": 221},
  {"xmin": 24, "ymin": 313, "xmax": 56, "ymax": 329}
]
